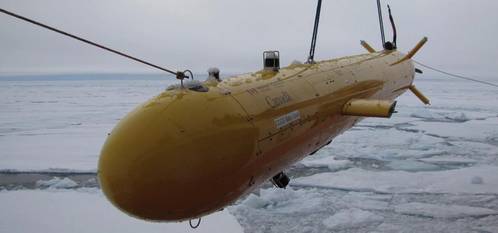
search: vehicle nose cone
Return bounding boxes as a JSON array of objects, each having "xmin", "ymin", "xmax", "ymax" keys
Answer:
[
  {"xmin": 98, "ymin": 92, "xmax": 257, "ymax": 221},
  {"xmin": 98, "ymin": 101, "xmax": 182, "ymax": 221}
]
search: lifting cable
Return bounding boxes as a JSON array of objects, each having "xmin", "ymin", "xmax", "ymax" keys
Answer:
[
  {"xmin": 307, "ymin": 0, "xmax": 323, "ymax": 63},
  {"xmin": 376, "ymin": 0, "xmax": 386, "ymax": 48},
  {"xmin": 414, "ymin": 60, "xmax": 498, "ymax": 88},
  {"xmin": 0, "ymin": 7, "xmax": 189, "ymax": 80}
]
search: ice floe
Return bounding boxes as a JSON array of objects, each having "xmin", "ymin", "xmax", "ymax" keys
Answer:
[
  {"xmin": 36, "ymin": 177, "xmax": 78, "ymax": 189},
  {"xmin": 386, "ymin": 160, "xmax": 441, "ymax": 171},
  {"xmin": 471, "ymin": 176, "xmax": 484, "ymax": 184},
  {"xmin": 241, "ymin": 194, "xmax": 270, "ymax": 209},
  {"xmin": 409, "ymin": 109, "xmax": 480, "ymax": 122},
  {"xmin": 240, "ymin": 188, "xmax": 323, "ymax": 214},
  {"xmin": 340, "ymin": 192, "xmax": 391, "ymax": 211},
  {"xmin": 407, "ymin": 118, "xmax": 498, "ymax": 141},
  {"xmin": 300, "ymin": 156, "xmax": 352, "ymax": 171},
  {"xmin": 0, "ymin": 78, "xmax": 169, "ymax": 171},
  {"xmin": 418, "ymin": 155, "xmax": 478, "ymax": 165},
  {"xmin": 394, "ymin": 202, "xmax": 498, "ymax": 219},
  {"xmin": 0, "ymin": 189, "xmax": 243, "ymax": 233},
  {"xmin": 320, "ymin": 128, "xmax": 446, "ymax": 161},
  {"xmin": 322, "ymin": 208, "xmax": 384, "ymax": 230},
  {"xmin": 294, "ymin": 165, "xmax": 498, "ymax": 194},
  {"xmin": 2, "ymin": 76, "xmax": 498, "ymax": 232}
]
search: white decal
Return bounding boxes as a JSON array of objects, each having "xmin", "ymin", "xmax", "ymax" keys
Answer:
[{"xmin": 274, "ymin": 110, "xmax": 301, "ymax": 129}]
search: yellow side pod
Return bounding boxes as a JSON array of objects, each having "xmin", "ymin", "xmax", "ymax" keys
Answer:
[{"xmin": 342, "ymin": 99, "xmax": 397, "ymax": 118}]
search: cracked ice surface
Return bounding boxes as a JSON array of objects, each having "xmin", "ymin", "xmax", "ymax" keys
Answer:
[
  {"xmin": 1, "ymin": 76, "xmax": 498, "ymax": 232},
  {"xmin": 294, "ymin": 165, "xmax": 498, "ymax": 194},
  {"xmin": 394, "ymin": 202, "xmax": 498, "ymax": 219}
]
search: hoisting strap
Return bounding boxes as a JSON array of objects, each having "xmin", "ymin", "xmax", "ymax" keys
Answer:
[
  {"xmin": 307, "ymin": 0, "xmax": 323, "ymax": 63},
  {"xmin": 0, "ymin": 7, "xmax": 186, "ymax": 79}
]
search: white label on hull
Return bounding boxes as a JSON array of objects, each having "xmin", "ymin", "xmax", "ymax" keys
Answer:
[{"xmin": 274, "ymin": 110, "xmax": 301, "ymax": 129}]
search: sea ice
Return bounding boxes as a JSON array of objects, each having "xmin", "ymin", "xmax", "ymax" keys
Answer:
[
  {"xmin": 471, "ymin": 176, "xmax": 484, "ymax": 184},
  {"xmin": 0, "ymin": 123, "xmax": 108, "ymax": 172},
  {"xmin": 294, "ymin": 165, "xmax": 498, "ymax": 194},
  {"xmin": 0, "ymin": 189, "xmax": 243, "ymax": 233},
  {"xmin": 419, "ymin": 155, "xmax": 478, "ymax": 165},
  {"xmin": 2, "ymin": 75, "xmax": 498, "ymax": 232},
  {"xmin": 473, "ymin": 225, "xmax": 498, "ymax": 233},
  {"xmin": 324, "ymin": 127, "xmax": 446, "ymax": 160},
  {"xmin": 408, "ymin": 118, "xmax": 498, "ymax": 141},
  {"xmin": 322, "ymin": 208, "xmax": 384, "ymax": 230},
  {"xmin": 410, "ymin": 109, "xmax": 475, "ymax": 122},
  {"xmin": 357, "ymin": 116, "xmax": 416, "ymax": 127},
  {"xmin": 340, "ymin": 193, "xmax": 391, "ymax": 211},
  {"xmin": 386, "ymin": 160, "xmax": 440, "ymax": 172},
  {"xmin": 0, "ymin": 79, "xmax": 168, "ymax": 172},
  {"xmin": 240, "ymin": 188, "xmax": 323, "ymax": 214},
  {"xmin": 241, "ymin": 194, "xmax": 270, "ymax": 209},
  {"xmin": 394, "ymin": 202, "xmax": 498, "ymax": 219},
  {"xmin": 36, "ymin": 177, "xmax": 78, "ymax": 189},
  {"xmin": 301, "ymin": 156, "xmax": 352, "ymax": 171}
]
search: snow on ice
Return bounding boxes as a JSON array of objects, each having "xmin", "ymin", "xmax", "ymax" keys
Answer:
[{"xmin": 0, "ymin": 188, "xmax": 243, "ymax": 233}]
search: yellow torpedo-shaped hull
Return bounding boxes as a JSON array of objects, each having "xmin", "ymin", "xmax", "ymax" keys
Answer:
[{"xmin": 98, "ymin": 51, "xmax": 415, "ymax": 221}]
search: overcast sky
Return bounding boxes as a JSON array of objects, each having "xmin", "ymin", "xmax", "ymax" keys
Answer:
[{"xmin": 1, "ymin": 0, "xmax": 497, "ymax": 78}]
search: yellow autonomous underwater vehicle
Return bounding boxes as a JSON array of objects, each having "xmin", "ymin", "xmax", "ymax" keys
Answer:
[
  {"xmin": 1, "ymin": 0, "xmax": 429, "ymax": 224},
  {"xmin": 99, "ymin": 43, "xmax": 428, "ymax": 221},
  {"xmin": 98, "ymin": 1, "xmax": 429, "ymax": 221}
]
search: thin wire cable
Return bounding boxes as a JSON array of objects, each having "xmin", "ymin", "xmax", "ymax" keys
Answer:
[
  {"xmin": 0, "ymin": 7, "xmax": 180, "ymax": 77},
  {"xmin": 376, "ymin": 0, "xmax": 386, "ymax": 48},
  {"xmin": 414, "ymin": 60, "xmax": 498, "ymax": 88}
]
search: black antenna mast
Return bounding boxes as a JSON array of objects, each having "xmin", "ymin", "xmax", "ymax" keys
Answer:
[{"xmin": 307, "ymin": 0, "xmax": 323, "ymax": 63}]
